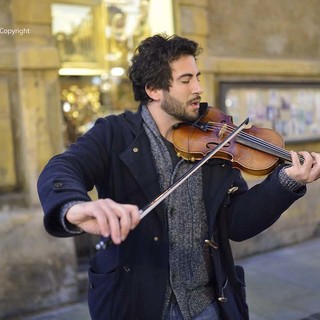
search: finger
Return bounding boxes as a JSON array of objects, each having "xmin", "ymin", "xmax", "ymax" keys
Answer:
[
  {"xmin": 116, "ymin": 205, "xmax": 133, "ymax": 241},
  {"xmin": 290, "ymin": 150, "xmax": 301, "ymax": 167},
  {"xmin": 297, "ymin": 151, "xmax": 320, "ymax": 182},
  {"xmin": 84, "ymin": 201, "xmax": 111, "ymax": 237},
  {"xmin": 309, "ymin": 152, "xmax": 320, "ymax": 180},
  {"xmin": 123, "ymin": 204, "xmax": 141, "ymax": 229},
  {"xmin": 298, "ymin": 151, "xmax": 313, "ymax": 168},
  {"xmin": 103, "ymin": 200, "xmax": 141, "ymax": 240},
  {"xmin": 110, "ymin": 203, "xmax": 140, "ymax": 241},
  {"xmin": 101, "ymin": 199, "xmax": 123, "ymax": 244},
  {"xmin": 311, "ymin": 152, "xmax": 320, "ymax": 167}
]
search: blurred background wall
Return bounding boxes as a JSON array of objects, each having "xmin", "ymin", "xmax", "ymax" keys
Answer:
[{"xmin": 0, "ymin": 0, "xmax": 319, "ymax": 318}]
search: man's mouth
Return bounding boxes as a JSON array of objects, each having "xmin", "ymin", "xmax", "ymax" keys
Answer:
[
  {"xmin": 191, "ymin": 102, "xmax": 200, "ymax": 111},
  {"xmin": 189, "ymin": 97, "xmax": 201, "ymax": 106}
]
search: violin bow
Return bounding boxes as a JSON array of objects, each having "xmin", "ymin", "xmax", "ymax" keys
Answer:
[{"xmin": 96, "ymin": 116, "xmax": 249, "ymax": 250}]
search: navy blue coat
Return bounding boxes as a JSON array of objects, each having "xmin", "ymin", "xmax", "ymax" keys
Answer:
[{"xmin": 37, "ymin": 107, "xmax": 306, "ymax": 320}]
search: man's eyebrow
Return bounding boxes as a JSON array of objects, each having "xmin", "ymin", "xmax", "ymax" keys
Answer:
[{"xmin": 177, "ymin": 72, "xmax": 201, "ymax": 79}]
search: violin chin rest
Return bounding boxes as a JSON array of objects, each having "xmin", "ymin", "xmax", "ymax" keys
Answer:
[{"xmin": 199, "ymin": 102, "xmax": 209, "ymax": 116}]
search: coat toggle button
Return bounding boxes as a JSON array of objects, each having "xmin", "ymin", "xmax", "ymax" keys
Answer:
[{"xmin": 53, "ymin": 182, "xmax": 63, "ymax": 189}]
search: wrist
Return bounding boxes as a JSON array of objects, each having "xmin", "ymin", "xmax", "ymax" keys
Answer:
[
  {"xmin": 60, "ymin": 201, "xmax": 85, "ymax": 234},
  {"xmin": 278, "ymin": 167, "xmax": 305, "ymax": 192}
]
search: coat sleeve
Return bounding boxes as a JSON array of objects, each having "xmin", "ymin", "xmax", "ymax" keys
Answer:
[
  {"xmin": 227, "ymin": 165, "xmax": 306, "ymax": 241},
  {"xmin": 37, "ymin": 118, "xmax": 112, "ymax": 237}
]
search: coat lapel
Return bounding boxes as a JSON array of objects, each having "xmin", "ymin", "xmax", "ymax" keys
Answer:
[
  {"xmin": 118, "ymin": 123, "xmax": 166, "ymax": 220},
  {"xmin": 119, "ymin": 136, "xmax": 160, "ymax": 202}
]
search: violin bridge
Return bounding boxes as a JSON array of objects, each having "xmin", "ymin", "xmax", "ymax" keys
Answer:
[{"xmin": 218, "ymin": 123, "xmax": 228, "ymax": 139}]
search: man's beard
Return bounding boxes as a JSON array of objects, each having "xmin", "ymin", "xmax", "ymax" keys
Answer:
[{"xmin": 161, "ymin": 91, "xmax": 200, "ymax": 122}]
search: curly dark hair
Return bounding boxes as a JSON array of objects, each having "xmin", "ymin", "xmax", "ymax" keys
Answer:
[{"xmin": 127, "ymin": 34, "xmax": 202, "ymax": 103}]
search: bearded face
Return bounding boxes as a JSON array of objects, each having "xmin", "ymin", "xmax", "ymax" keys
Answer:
[{"xmin": 161, "ymin": 90, "xmax": 201, "ymax": 123}]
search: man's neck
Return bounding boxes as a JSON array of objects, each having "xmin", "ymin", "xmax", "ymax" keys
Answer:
[{"xmin": 146, "ymin": 103, "xmax": 178, "ymax": 142}]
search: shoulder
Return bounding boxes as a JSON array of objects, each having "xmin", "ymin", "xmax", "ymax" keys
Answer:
[{"xmin": 94, "ymin": 107, "xmax": 142, "ymax": 135}]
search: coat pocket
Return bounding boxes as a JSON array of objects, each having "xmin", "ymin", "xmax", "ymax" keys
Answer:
[
  {"xmin": 87, "ymin": 247, "xmax": 136, "ymax": 320},
  {"xmin": 87, "ymin": 250, "xmax": 117, "ymax": 320}
]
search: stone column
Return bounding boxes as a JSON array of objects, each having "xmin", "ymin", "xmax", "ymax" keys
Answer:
[
  {"xmin": 0, "ymin": 0, "xmax": 79, "ymax": 318},
  {"xmin": 172, "ymin": 0, "xmax": 215, "ymax": 103}
]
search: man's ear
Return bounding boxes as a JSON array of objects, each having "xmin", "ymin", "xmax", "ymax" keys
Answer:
[{"xmin": 145, "ymin": 85, "xmax": 162, "ymax": 101}]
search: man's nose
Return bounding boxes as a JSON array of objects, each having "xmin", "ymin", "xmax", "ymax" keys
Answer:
[{"xmin": 192, "ymin": 81, "xmax": 203, "ymax": 95}]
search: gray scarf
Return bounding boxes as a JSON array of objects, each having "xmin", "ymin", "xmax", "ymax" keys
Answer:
[{"xmin": 141, "ymin": 106, "xmax": 214, "ymax": 319}]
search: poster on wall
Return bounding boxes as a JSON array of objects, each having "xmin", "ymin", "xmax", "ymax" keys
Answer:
[{"xmin": 219, "ymin": 82, "xmax": 320, "ymax": 142}]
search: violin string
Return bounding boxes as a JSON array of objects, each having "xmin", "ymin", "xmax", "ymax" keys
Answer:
[
  {"xmin": 239, "ymin": 130, "xmax": 290, "ymax": 159},
  {"xmin": 206, "ymin": 122, "xmax": 302, "ymax": 163},
  {"xmin": 219, "ymin": 123, "xmax": 303, "ymax": 162},
  {"xmin": 206, "ymin": 121, "xmax": 282, "ymax": 154},
  {"xmin": 228, "ymin": 126, "xmax": 292, "ymax": 160}
]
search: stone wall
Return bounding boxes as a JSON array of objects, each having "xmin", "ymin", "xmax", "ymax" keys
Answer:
[
  {"xmin": 0, "ymin": 208, "xmax": 78, "ymax": 319},
  {"xmin": 0, "ymin": 0, "xmax": 79, "ymax": 318},
  {"xmin": 206, "ymin": 0, "xmax": 320, "ymax": 60}
]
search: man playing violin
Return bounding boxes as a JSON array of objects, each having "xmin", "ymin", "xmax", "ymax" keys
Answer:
[{"xmin": 37, "ymin": 34, "xmax": 320, "ymax": 320}]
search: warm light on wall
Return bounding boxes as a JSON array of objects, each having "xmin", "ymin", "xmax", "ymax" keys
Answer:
[
  {"xmin": 149, "ymin": 0, "xmax": 174, "ymax": 35},
  {"xmin": 110, "ymin": 67, "xmax": 125, "ymax": 77}
]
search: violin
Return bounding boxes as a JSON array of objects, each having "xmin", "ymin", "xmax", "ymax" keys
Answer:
[{"xmin": 172, "ymin": 103, "xmax": 304, "ymax": 176}]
